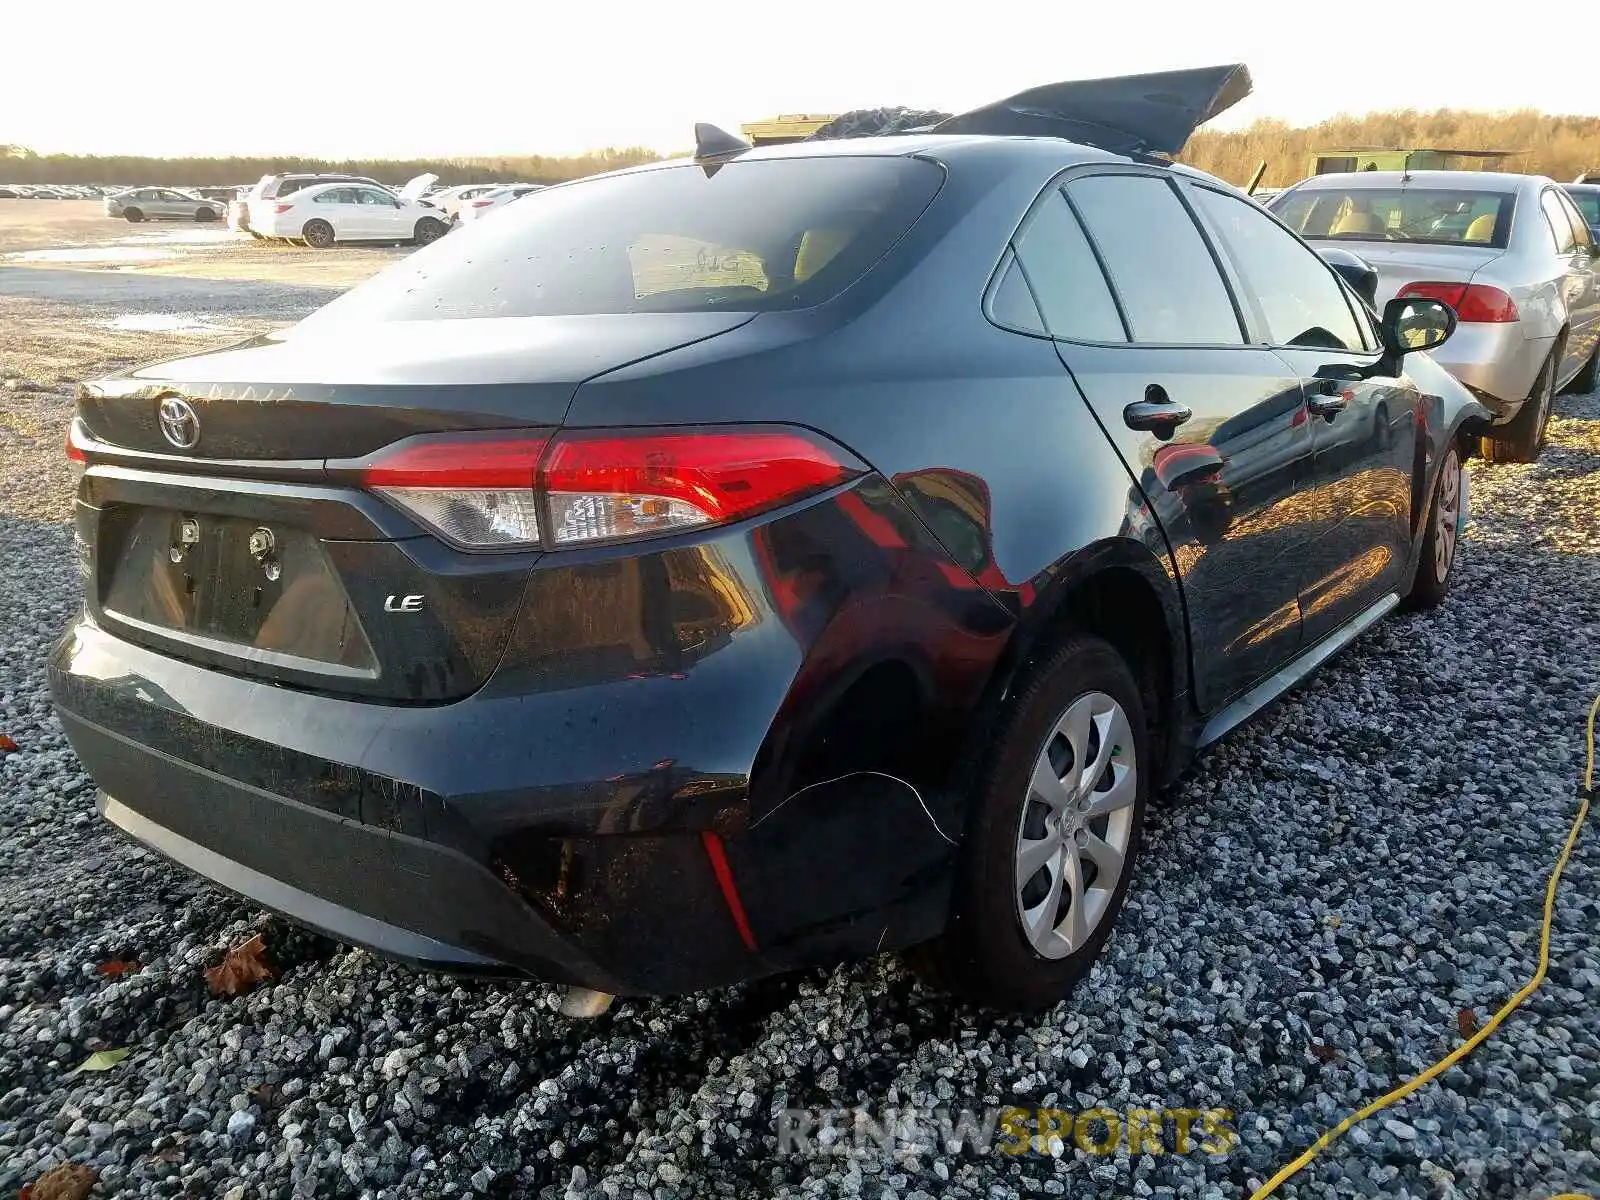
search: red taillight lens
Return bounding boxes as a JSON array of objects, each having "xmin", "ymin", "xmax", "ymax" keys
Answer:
[
  {"xmin": 1398, "ymin": 281, "xmax": 1518, "ymax": 322},
  {"xmin": 355, "ymin": 426, "xmax": 861, "ymax": 551},
  {"xmin": 357, "ymin": 431, "xmax": 551, "ymax": 550},
  {"xmin": 272, "ymin": 202, "xmax": 294, "ymax": 214},
  {"xmin": 66, "ymin": 421, "xmax": 89, "ymax": 484},
  {"xmin": 540, "ymin": 428, "xmax": 861, "ymax": 547},
  {"xmin": 469, "ymin": 199, "xmax": 493, "ymax": 207}
]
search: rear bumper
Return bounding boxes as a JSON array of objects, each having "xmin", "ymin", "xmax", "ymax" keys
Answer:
[
  {"xmin": 1430, "ymin": 324, "xmax": 1553, "ymax": 421},
  {"xmin": 50, "ymin": 480, "xmax": 1011, "ymax": 994}
]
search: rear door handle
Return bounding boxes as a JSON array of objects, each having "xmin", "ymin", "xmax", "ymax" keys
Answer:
[{"xmin": 1123, "ymin": 388, "xmax": 1192, "ymax": 437}]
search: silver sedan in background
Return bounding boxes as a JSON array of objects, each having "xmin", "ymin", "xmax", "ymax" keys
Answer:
[
  {"xmin": 104, "ymin": 187, "xmax": 226, "ymax": 224},
  {"xmin": 1269, "ymin": 171, "xmax": 1600, "ymax": 461}
]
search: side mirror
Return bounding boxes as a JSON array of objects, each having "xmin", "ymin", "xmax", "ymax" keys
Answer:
[{"xmin": 1381, "ymin": 296, "xmax": 1457, "ymax": 357}]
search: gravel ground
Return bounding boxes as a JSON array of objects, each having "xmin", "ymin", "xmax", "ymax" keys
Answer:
[{"xmin": 1, "ymin": 363, "xmax": 1597, "ymax": 1198}]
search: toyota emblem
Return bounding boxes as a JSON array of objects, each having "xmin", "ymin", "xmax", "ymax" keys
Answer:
[{"xmin": 157, "ymin": 397, "xmax": 200, "ymax": 450}]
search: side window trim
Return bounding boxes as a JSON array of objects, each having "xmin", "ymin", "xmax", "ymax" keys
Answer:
[
  {"xmin": 981, "ymin": 247, "xmax": 1049, "ymax": 338},
  {"xmin": 1056, "ymin": 187, "xmax": 1133, "ymax": 341},
  {"xmin": 1064, "ymin": 167, "xmax": 1251, "ymax": 348},
  {"xmin": 1185, "ymin": 179, "xmax": 1380, "ymax": 358}
]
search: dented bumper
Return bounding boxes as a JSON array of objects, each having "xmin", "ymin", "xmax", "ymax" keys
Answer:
[{"xmin": 49, "ymin": 480, "xmax": 1013, "ymax": 995}]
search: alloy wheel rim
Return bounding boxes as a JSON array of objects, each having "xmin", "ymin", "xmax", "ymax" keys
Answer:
[
  {"xmin": 1014, "ymin": 690, "xmax": 1137, "ymax": 960},
  {"xmin": 1434, "ymin": 449, "xmax": 1460, "ymax": 582}
]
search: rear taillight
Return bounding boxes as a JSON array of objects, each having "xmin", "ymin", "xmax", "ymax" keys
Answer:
[
  {"xmin": 1398, "ymin": 281, "xmax": 1518, "ymax": 323},
  {"xmin": 359, "ymin": 432, "xmax": 549, "ymax": 549},
  {"xmin": 66, "ymin": 421, "xmax": 89, "ymax": 484},
  {"xmin": 469, "ymin": 199, "xmax": 493, "ymax": 208},
  {"xmin": 354, "ymin": 426, "xmax": 862, "ymax": 551},
  {"xmin": 271, "ymin": 202, "xmax": 295, "ymax": 214}
]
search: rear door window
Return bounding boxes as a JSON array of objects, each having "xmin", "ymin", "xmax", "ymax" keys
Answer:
[
  {"xmin": 311, "ymin": 157, "xmax": 945, "ymax": 319},
  {"xmin": 1066, "ymin": 174, "xmax": 1243, "ymax": 345},
  {"xmin": 1541, "ymin": 190, "xmax": 1578, "ymax": 254},
  {"xmin": 1011, "ymin": 191, "xmax": 1126, "ymax": 342}
]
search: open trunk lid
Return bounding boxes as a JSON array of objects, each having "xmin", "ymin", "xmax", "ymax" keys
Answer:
[{"xmin": 73, "ymin": 312, "xmax": 754, "ymax": 703}]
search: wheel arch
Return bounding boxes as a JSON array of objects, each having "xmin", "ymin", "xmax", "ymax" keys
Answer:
[{"xmin": 966, "ymin": 538, "xmax": 1195, "ymax": 791}]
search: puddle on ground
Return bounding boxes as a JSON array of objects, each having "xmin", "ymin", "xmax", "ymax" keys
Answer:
[
  {"xmin": 5, "ymin": 245, "xmax": 178, "ymax": 264},
  {"xmin": 97, "ymin": 313, "xmax": 239, "ymax": 335}
]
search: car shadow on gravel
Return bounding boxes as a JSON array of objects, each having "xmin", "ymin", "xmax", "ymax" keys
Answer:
[{"xmin": 3, "ymin": 393, "xmax": 1599, "ymax": 1200}]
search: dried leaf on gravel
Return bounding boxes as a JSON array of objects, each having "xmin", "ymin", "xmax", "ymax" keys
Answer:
[
  {"xmin": 1309, "ymin": 1041, "xmax": 1338, "ymax": 1063},
  {"xmin": 95, "ymin": 958, "xmax": 139, "ymax": 977},
  {"xmin": 70, "ymin": 1047, "xmax": 130, "ymax": 1074},
  {"xmin": 1457, "ymin": 1008, "xmax": 1479, "ymax": 1038},
  {"xmin": 0, "ymin": 733, "xmax": 17, "ymax": 752},
  {"xmin": 21, "ymin": 1162, "xmax": 98, "ymax": 1200},
  {"xmin": 204, "ymin": 933, "xmax": 275, "ymax": 997}
]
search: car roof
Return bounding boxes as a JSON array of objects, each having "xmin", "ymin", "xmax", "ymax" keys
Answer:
[
  {"xmin": 1564, "ymin": 182, "xmax": 1600, "ymax": 194},
  {"xmin": 1285, "ymin": 169, "xmax": 1535, "ymax": 193}
]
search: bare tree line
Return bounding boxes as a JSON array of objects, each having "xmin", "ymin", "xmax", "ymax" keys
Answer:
[{"xmin": 7, "ymin": 106, "xmax": 1600, "ymax": 191}]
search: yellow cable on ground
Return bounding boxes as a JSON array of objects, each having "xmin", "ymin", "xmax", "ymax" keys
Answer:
[{"xmin": 1249, "ymin": 693, "xmax": 1599, "ymax": 1200}]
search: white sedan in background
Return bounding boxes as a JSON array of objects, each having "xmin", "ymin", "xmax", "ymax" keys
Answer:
[
  {"xmin": 424, "ymin": 183, "xmax": 505, "ymax": 219},
  {"xmin": 251, "ymin": 181, "xmax": 451, "ymax": 248},
  {"xmin": 454, "ymin": 183, "xmax": 546, "ymax": 225}
]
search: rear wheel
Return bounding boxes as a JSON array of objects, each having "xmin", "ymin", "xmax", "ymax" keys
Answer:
[
  {"xmin": 1403, "ymin": 444, "xmax": 1462, "ymax": 610},
  {"xmin": 123, "ymin": 208, "xmax": 144, "ymax": 223},
  {"xmin": 413, "ymin": 217, "xmax": 445, "ymax": 245},
  {"xmin": 1480, "ymin": 349, "xmax": 1556, "ymax": 463},
  {"xmin": 907, "ymin": 634, "xmax": 1148, "ymax": 1011},
  {"xmin": 194, "ymin": 207, "xmax": 216, "ymax": 222},
  {"xmin": 302, "ymin": 219, "xmax": 335, "ymax": 249}
]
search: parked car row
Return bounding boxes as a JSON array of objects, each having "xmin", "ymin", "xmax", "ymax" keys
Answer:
[
  {"xmin": 228, "ymin": 172, "xmax": 548, "ymax": 247},
  {"xmin": 0, "ymin": 183, "xmax": 121, "ymax": 199}
]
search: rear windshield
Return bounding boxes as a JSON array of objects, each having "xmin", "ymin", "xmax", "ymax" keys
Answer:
[
  {"xmin": 1271, "ymin": 186, "xmax": 1514, "ymax": 248},
  {"xmin": 311, "ymin": 156, "xmax": 945, "ymax": 319}
]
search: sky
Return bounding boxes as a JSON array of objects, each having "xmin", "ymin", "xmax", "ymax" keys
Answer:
[{"xmin": 7, "ymin": 1, "xmax": 1575, "ymax": 160}]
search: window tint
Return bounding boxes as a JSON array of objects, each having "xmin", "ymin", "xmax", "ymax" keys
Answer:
[
  {"xmin": 1193, "ymin": 186, "xmax": 1365, "ymax": 352},
  {"xmin": 1541, "ymin": 191, "xmax": 1577, "ymax": 253},
  {"xmin": 306, "ymin": 157, "xmax": 945, "ymax": 320},
  {"xmin": 1567, "ymin": 189, "xmax": 1600, "ymax": 226},
  {"xmin": 1066, "ymin": 174, "xmax": 1240, "ymax": 344},
  {"xmin": 1012, "ymin": 191, "xmax": 1124, "ymax": 342},
  {"xmin": 356, "ymin": 188, "xmax": 394, "ymax": 206},
  {"xmin": 987, "ymin": 253, "xmax": 1046, "ymax": 336}
]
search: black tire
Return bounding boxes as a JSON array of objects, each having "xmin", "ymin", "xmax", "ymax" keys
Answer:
[
  {"xmin": 194, "ymin": 207, "xmax": 216, "ymax": 222},
  {"xmin": 1480, "ymin": 348, "xmax": 1556, "ymax": 463},
  {"xmin": 1403, "ymin": 442, "xmax": 1463, "ymax": 610},
  {"xmin": 123, "ymin": 208, "xmax": 144, "ymax": 223},
  {"xmin": 1564, "ymin": 340, "xmax": 1599, "ymax": 396},
  {"xmin": 302, "ymin": 219, "xmax": 335, "ymax": 249},
  {"xmin": 413, "ymin": 217, "xmax": 445, "ymax": 245},
  {"xmin": 907, "ymin": 634, "xmax": 1149, "ymax": 1011}
]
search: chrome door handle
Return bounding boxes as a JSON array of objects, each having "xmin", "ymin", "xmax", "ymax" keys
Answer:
[
  {"xmin": 1307, "ymin": 391, "xmax": 1349, "ymax": 418},
  {"xmin": 1123, "ymin": 400, "xmax": 1193, "ymax": 435}
]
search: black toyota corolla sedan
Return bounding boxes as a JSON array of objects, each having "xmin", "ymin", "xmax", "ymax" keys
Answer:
[{"xmin": 50, "ymin": 66, "xmax": 1488, "ymax": 1012}]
